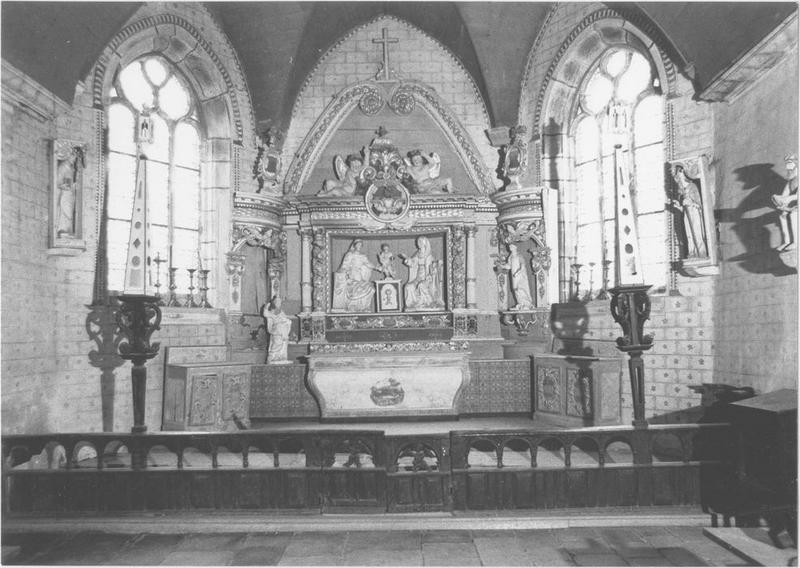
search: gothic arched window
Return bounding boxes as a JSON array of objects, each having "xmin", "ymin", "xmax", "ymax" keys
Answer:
[
  {"xmin": 572, "ymin": 48, "xmax": 666, "ymax": 296},
  {"xmin": 106, "ymin": 56, "xmax": 202, "ymax": 295}
]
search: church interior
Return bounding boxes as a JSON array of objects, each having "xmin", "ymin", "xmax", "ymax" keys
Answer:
[{"xmin": 1, "ymin": 1, "xmax": 798, "ymax": 564}]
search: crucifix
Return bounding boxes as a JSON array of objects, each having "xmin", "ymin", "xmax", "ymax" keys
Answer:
[{"xmin": 373, "ymin": 27, "xmax": 399, "ymax": 82}]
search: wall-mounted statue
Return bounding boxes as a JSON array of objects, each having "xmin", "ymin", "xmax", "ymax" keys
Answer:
[
  {"xmin": 55, "ymin": 143, "xmax": 85, "ymax": 237},
  {"xmin": 254, "ymin": 128, "xmax": 283, "ymax": 193},
  {"xmin": 318, "ymin": 149, "xmax": 372, "ymax": 197},
  {"xmin": 772, "ymin": 153, "xmax": 798, "ymax": 252},
  {"xmin": 332, "ymin": 239, "xmax": 381, "ymax": 312},
  {"xmin": 402, "ymin": 150, "xmax": 452, "ymax": 194},
  {"xmin": 671, "ymin": 163, "xmax": 708, "ymax": 259},
  {"xmin": 400, "ymin": 236, "xmax": 444, "ymax": 310},
  {"xmin": 497, "ymin": 243, "xmax": 534, "ymax": 310},
  {"xmin": 261, "ymin": 296, "xmax": 292, "ymax": 364}
]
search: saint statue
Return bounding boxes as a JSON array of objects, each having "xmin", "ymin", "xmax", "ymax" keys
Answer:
[
  {"xmin": 56, "ymin": 146, "xmax": 85, "ymax": 236},
  {"xmin": 402, "ymin": 150, "xmax": 452, "ymax": 194},
  {"xmin": 672, "ymin": 164, "xmax": 708, "ymax": 259},
  {"xmin": 772, "ymin": 154, "xmax": 798, "ymax": 252},
  {"xmin": 318, "ymin": 148, "xmax": 371, "ymax": 197},
  {"xmin": 497, "ymin": 243, "xmax": 534, "ymax": 310},
  {"xmin": 377, "ymin": 244, "xmax": 396, "ymax": 278},
  {"xmin": 261, "ymin": 296, "xmax": 292, "ymax": 365},
  {"xmin": 400, "ymin": 236, "xmax": 444, "ymax": 311},
  {"xmin": 332, "ymin": 239, "xmax": 381, "ymax": 312}
]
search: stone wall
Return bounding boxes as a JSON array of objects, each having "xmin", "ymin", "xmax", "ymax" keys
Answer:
[{"xmin": 711, "ymin": 49, "xmax": 798, "ymax": 393}]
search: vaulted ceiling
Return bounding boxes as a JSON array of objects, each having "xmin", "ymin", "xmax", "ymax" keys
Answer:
[{"xmin": 2, "ymin": 2, "xmax": 796, "ymax": 131}]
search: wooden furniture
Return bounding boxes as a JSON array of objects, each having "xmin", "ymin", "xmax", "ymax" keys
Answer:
[{"xmin": 531, "ymin": 354, "xmax": 623, "ymax": 426}]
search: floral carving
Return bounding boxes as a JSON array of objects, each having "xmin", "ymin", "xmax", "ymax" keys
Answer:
[
  {"xmin": 451, "ymin": 226, "xmax": 466, "ymax": 308},
  {"xmin": 310, "ymin": 341, "xmax": 468, "ymax": 354},
  {"xmin": 566, "ymin": 369, "xmax": 592, "ymax": 418},
  {"xmin": 358, "ymin": 86, "xmax": 385, "ymax": 115},
  {"xmin": 311, "ymin": 228, "xmax": 327, "ymax": 312},
  {"xmin": 536, "ymin": 366, "xmax": 561, "ymax": 413},
  {"xmin": 388, "ymin": 85, "xmax": 416, "ymax": 115}
]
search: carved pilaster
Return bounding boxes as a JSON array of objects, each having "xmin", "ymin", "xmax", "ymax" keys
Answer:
[
  {"xmin": 311, "ymin": 228, "xmax": 327, "ymax": 312},
  {"xmin": 268, "ymin": 230, "xmax": 288, "ymax": 300},
  {"xmin": 451, "ymin": 226, "xmax": 466, "ymax": 309},
  {"xmin": 226, "ymin": 252, "xmax": 246, "ymax": 313},
  {"xmin": 465, "ymin": 225, "xmax": 477, "ymax": 309},
  {"xmin": 300, "ymin": 229, "xmax": 313, "ymax": 313}
]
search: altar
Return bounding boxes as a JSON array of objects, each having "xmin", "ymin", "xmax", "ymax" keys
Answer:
[{"xmin": 307, "ymin": 341, "xmax": 471, "ymax": 420}]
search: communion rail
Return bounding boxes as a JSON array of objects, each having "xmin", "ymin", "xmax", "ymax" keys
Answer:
[{"xmin": 2, "ymin": 423, "xmax": 735, "ymax": 514}]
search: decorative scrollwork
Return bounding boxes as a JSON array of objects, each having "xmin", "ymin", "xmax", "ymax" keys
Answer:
[
  {"xmin": 358, "ymin": 86, "xmax": 385, "ymax": 115},
  {"xmin": 311, "ymin": 228, "xmax": 327, "ymax": 312},
  {"xmin": 388, "ymin": 85, "xmax": 416, "ymax": 115},
  {"xmin": 451, "ymin": 226, "xmax": 466, "ymax": 309},
  {"xmin": 310, "ymin": 341, "xmax": 468, "ymax": 354},
  {"xmin": 610, "ymin": 286, "xmax": 654, "ymax": 350},
  {"xmin": 116, "ymin": 297, "xmax": 162, "ymax": 361},
  {"xmin": 501, "ymin": 220, "xmax": 545, "ymax": 245}
]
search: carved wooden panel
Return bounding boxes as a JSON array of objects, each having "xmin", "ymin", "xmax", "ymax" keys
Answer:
[
  {"xmin": 222, "ymin": 372, "xmax": 250, "ymax": 426},
  {"xmin": 163, "ymin": 378, "xmax": 186, "ymax": 425},
  {"xmin": 190, "ymin": 374, "xmax": 220, "ymax": 427},
  {"xmin": 566, "ymin": 369, "xmax": 593, "ymax": 418},
  {"xmin": 536, "ymin": 366, "xmax": 561, "ymax": 414}
]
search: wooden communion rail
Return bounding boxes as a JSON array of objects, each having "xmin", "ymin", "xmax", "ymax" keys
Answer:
[{"xmin": 2, "ymin": 423, "xmax": 736, "ymax": 514}]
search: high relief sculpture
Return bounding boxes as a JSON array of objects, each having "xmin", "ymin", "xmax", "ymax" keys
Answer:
[
  {"xmin": 671, "ymin": 163, "xmax": 708, "ymax": 259},
  {"xmin": 772, "ymin": 153, "xmax": 798, "ymax": 252},
  {"xmin": 497, "ymin": 243, "xmax": 534, "ymax": 310},
  {"xmin": 332, "ymin": 239, "xmax": 382, "ymax": 312},
  {"xmin": 318, "ymin": 149, "xmax": 372, "ymax": 197},
  {"xmin": 400, "ymin": 236, "xmax": 444, "ymax": 311},
  {"xmin": 261, "ymin": 296, "xmax": 292, "ymax": 364},
  {"xmin": 402, "ymin": 150, "xmax": 452, "ymax": 194},
  {"xmin": 254, "ymin": 128, "xmax": 283, "ymax": 193}
]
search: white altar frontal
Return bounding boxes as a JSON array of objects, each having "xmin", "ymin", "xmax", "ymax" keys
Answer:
[{"xmin": 307, "ymin": 342, "xmax": 470, "ymax": 419}]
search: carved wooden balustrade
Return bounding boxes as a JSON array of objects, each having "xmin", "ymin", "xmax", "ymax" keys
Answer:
[{"xmin": 3, "ymin": 424, "xmax": 735, "ymax": 514}]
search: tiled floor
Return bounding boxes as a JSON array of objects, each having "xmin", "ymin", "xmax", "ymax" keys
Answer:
[{"xmin": 2, "ymin": 525, "xmax": 752, "ymax": 566}]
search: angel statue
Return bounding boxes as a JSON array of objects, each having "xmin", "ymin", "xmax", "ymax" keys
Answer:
[
  {"xmin": 402, "ymin": 150, "xmax": 453, "ymax": 194},
  {"xmin": 317, "ymin": 148, "xmax": 372, "ymax": 197}
]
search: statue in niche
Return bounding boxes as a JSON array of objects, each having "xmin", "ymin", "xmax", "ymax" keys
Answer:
[
  {"xmin": 400, "ymin": 236, "xmax": 444, "ymax": 311},
  {"xmin": 55, "ymin": 144, "xmax": 85, "ymax": 237},
  {"xmin": 496, "ymin": 243, "xmax": 534, "ymax": 310},
  {"xmin": 318, "ymin": 149, "xmax": 372, "ymax": 197},
  {"xmin": 377, "ymin": 244, "xmax": 397, "ymax": 278},
  {"xmin": 671, "ymin": 163, "xmax": 708, "ymax": 259},
  {"xmin": 402, "ymin": 150, "xmax": 452, "ymax": 194},
  {"xmin": 261, "ymin": 296, "xmax": 292, "ymax": 364},
  {"xmin": 254, "ymin": 128, "xmax": 283, "ymax": 193},
  {"xmin": 332, "ymin": 239, "xmax": 381, "ymax": 312},
  {"xmin": 771, "ymin": 153, "xmax": 798, "ymax": 252}
]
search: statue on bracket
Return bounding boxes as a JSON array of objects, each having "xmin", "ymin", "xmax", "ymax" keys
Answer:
[
  {"xmin": 402, "ymin": 150, "xmax": 452, "ymax": 194},
  {"xmin": 261, "ymin": 296, "xmax": 292, "ymax": 364},
  {"xmin": 318, "ymin": 148, "xmax": 373, "ymax": 197},
  {"xmin": 771, "ymin": 153, "xmax": 798, "ymax": 252},
  {"xmin": 254, "ymin": 128, "xmax": 283, "ymax": 193},
  {"xmin": 53, "ymin": 140, "xmax": 86, "ymax": 239},
  {"xmin": 400, "ymin": 236, "xmax": 444, "ymax": 311},
  {"xmin": 332, "ymin": 239, "xmax": 382, "ymax": 312},
  {"xmin": 496, "ymin": 243, "xmax": 534, "ymax": 310},
  {"xmin": 671, "ymin": 163, "xmax": 708, "ymax": 259}
]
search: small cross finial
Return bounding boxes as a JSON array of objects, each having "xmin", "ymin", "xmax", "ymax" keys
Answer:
[{"xmin": 372, "ymin": 27, "xmax": 399, "ymax": 82}]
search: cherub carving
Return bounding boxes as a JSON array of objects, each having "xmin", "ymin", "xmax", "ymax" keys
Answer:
[
  {"xmin": 377, "ymin": 244, "xmax": 396, "ymax": 278},
  {"xmin": 318, "ymin": 148, "xmax": 372, "ymax": 197},
  {"xmin": 402, "ymin": 150, "xmax": 452, "ymax": 194}
]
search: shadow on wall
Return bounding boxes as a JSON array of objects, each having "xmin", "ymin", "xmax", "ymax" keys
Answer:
[{"xmin": 717, "ymin": 163, "xmax": 796, "ymax": 276}]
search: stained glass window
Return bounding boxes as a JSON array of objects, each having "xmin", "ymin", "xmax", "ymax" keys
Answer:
[
  {"xmin": 572, "ymin": 48, "xmax": 665, "ymax": 297},
  {"xmin": 106, "ymin": 57, "xmax": 201, "ymax": 295}
]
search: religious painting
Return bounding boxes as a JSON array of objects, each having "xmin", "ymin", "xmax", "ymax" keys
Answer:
[{"xmin": 376, "ymin": 279, "xmax": 402, "ymax": 312}]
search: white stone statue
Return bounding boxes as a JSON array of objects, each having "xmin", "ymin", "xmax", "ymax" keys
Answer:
[
  {"xmin": 498, "ymin": 243, "xmax": 534, "ymax": 310},
  {"xmin": 332, "ymin": 239, "xmax": 381, "ymax": 312},
  {"xmin": 772, "ymin": 154, "xmax": 798, "ymax": 252},
  {"xmin": 318, "ymin": 149, "xmax": 371, "ymax": 197},
  {"xmin": 377, "ymin": 243, "xmax": 396, "ymax": 278},
  {"xmin": 55, "ymin": 146, "xmax": 84, "ymax": 236},
  {"xmin": 400, "ymin": 236, "xmax": 444, "ymax": 311},
  {"xmin": 672, "ymin": 164, "xmax": 708, "ymax": 259},
  {"xmin": 402, "ymin": 150, "xmax": 452, "ymax": 194},
  {"xmin": 261, "ymin": 296, "xmax": 292, "ymax": 364}
]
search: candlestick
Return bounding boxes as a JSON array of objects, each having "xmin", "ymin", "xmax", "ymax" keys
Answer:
[
  {"xmin": 198, "ymin": 269, "xmax": 212, "ymax": 308},
  {"xmin": 185, "ymin": 268, "xmax": 197, "ymax": 308},
  {"xmin": 153, "ymin": 253, "xmax": 167, "ymax": 306},
  {"xmin": 166, "ymin": 267, "xmax": 180, "ymax": 307},
  {"xmin": 570, "ymin": 263, "xmax": 583, "ymax": 301}
]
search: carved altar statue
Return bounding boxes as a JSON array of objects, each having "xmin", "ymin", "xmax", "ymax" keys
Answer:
[
  {"xmin": 262, "ymin": 296, "xmax": 292, "ymax": 364},
  {"xmin": 498, "ymin": 243, "xmax": 534, "ymax": 310},
  {"xmin": 772, "ymin": 153, "xmax": 798, "ymax": 252},
  {"xmin": 377, "ymin": 243, "xmax": 396, "ymax": 278},
  {"xmin": 400, "ymin": 236, "xmax": 444, "ymax": 310},
  {"xmin": 402, "ymin": 150, "xmax": 452, "ymax": 194},
  {"xmin": 671, "ymin": 164, "xmax": 708, "ymax": 259},
  {"xmin": 332, "ymin": 239, "xmax": 381, "ymax": 312},
  {"xmin": 318, "ymin": 149, "xmax": 372, "ymax": 197}
]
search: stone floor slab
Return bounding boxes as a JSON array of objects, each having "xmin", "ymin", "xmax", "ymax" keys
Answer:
[
  {"xmin": 239, "ymin": 533, "xmax": 292, "ymax": 549},
  {"xmin": 278, "ymin": 554, "xmax": 343, "ymax": 565},
  {"xmin": 29, "ymin": 532, "xmax": 134, "ymax": 565},
  {"xmin": 421, "ymin": 530, "xmax": 473, "ymax": 543},
  {"xmin": 344, "ymin": 530, "xmax": 421, "ymax": 552},
  {"xmin": 159, "ymin": 550, "xmax": 236, "ymax": 565},
  {"xmin": 174, "ymin": 533, "xmax": 248, "ymax": 551},
  {"xmin": 473, "ymin": 536, "xmax": 533, "ymax": 566},
  {"xmin": 341, "ymin": 549, "xmax": 423, "ymax": 566},
  {"xmin": 281, "ymin": 532, "xmax": 346, "ymax": 557},
  {"xmin": 421, "ymin": 541, "xmax": 481, "ymax": 566},
  {"xmin": 656, "ymin": 546, "xmax": 709, "ymax": 567},
  {"xmin": 571, "ymin": 552, "xmax": 628, "ymax": 566},
  {"xmin": 230, "ymin": 546, "xmax": 287, "ymax": 566}
]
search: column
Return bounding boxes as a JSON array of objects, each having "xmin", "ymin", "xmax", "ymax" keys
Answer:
[
  {"xmin": 300, "ymin": 228, "xmax": 313, "ymax": 313},
  {"xmin": 465, "ymin": 225, "xmax": 477, "ymax": 309}
]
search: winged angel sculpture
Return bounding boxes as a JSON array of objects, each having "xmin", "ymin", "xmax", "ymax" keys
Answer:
[{"xmin": 317, "ymin": 148, "xmax": 373, "ymax": 197}]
